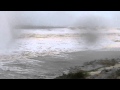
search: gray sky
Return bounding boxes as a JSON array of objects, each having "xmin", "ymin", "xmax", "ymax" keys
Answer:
[{"xmin": 3, "ymin": 11, "xmax": 120, "ymax": 27}]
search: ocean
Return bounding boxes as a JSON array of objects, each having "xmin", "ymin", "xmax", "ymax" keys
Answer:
[{"xmin": 0, "ymin": 27, "xmax": 120, "ymax": 78}]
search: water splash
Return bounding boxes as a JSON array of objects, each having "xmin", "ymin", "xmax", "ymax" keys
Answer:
[{"xmin": 0, "ymin": 12, "xmax": 13, "ymax": 50}]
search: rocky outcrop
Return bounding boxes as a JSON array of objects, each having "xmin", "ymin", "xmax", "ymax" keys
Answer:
[
  {"xmin": 88, "ymin": 68, "xmax": 120, "ymax": 79},
  {"xmin": 58, "ymin": 58, "xmax": 120, "ymax": 79}
]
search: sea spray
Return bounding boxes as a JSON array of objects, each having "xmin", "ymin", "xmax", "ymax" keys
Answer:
[
  {"xmin": 0, "ymin": 12, "xmax": 12, "ymax": 51},
  {"xmin": 74, "ymin": 15, "xmax": 112, "ymax": 50}
]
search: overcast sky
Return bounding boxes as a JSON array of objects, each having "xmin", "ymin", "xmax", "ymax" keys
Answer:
[{"xmin": 4, "ymin": 11, "xmax": 120, "ymax": 27}]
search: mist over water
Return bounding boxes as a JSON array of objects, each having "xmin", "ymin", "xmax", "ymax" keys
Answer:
[
  {"xmin": 0, "ymin": 12, "xmax": 12, "ymax": 50},
  {"xmin": 1, "ymin": 11, "xmax": 120, "ymax": 79},
  {"xmin": 0, "ymin": 12, "xmax": 23, "ymax": 51},
  {"xmin": 0, "ymin": 11, "xmax": 120, "ymax": 52},
  {"xmin": 74, "ymin": 15, "xmax": 111, "ymax": 46}
]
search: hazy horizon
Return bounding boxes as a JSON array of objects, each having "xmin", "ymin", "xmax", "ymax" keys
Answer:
[
  {"xmin": 4, "ymin": 11, "xmax": 120, "ymax": 28},
  {"xmin": 1, "ymin": 11, "xmax": 120, "ymax": 50}
]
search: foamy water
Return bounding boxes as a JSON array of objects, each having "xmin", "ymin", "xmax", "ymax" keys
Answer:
[
  {"xmin": 0, "ymin": 28, "xmax": 120, "ymax": 79},
  {"xmin": 0, "ymin": 28, "xmax": 120, "ymax": 60}
]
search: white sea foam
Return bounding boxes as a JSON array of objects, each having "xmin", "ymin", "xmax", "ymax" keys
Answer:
[{"xmin": 0, "ymin": 28, "xmax": 120, "ymax": 59}]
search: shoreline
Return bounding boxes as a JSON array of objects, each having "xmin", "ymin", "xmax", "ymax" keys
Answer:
[
  {"xmin": 32, "ymin": 51, "xmax": 120, "ymax": 79},
  {"xmin": 0, "ymin": 51, "xmax": 120, "ymax": 79}
]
